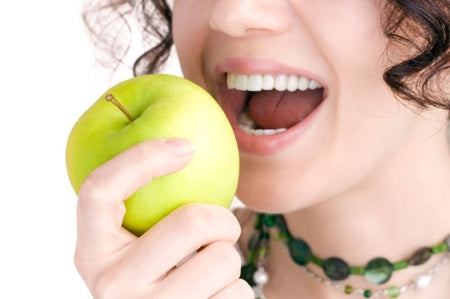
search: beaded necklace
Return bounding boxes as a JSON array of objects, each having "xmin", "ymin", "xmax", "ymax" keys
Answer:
[{"xmin": 240, "ymin": 213, "xmax": 450, "ymax": 298}]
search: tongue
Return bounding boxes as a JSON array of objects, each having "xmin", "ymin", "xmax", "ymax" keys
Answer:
[{"xmin": 248, "ymin": 89, "xmax": 323, "ymax": 129}]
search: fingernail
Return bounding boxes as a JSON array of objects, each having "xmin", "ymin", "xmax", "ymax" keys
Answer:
[{"xmin": 163, "ymin": 138, "xmax": 194, "ymax": 155}]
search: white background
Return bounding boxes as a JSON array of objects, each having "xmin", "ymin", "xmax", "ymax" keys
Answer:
[
  {"xmin": 1, "ymin": 2, "xmax": 449, "ymax": 299},
  {"xmin": 0, "ymin": 1, "xmax": 179, "ymax": 298}
]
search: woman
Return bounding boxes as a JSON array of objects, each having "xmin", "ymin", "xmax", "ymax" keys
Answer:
[{"xmin": 76, "ymin": 0, "xmax": 450, "ymax": 298}]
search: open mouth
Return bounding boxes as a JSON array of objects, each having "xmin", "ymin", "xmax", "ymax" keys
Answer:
[{"xmin": 224, "ymin": 73, "xmax": 325, "ymax": 136}]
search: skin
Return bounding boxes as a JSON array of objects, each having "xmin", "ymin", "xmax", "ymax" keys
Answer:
[
  {"xmin": 75, "ymin": 139, "xmax": 252, "ymax": 298},
  {"xmin": 75, "ymin": 0, "xmax": 450, "ymax": 298},
  {"xmin": 175, "ymin": 0, "xmax": 450, "ymax": 297}
]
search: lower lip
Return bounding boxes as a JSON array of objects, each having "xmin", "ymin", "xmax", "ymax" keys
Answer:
[{"xmin": 218, "ymin": 86, "xmax": 326, "ymax": 155}]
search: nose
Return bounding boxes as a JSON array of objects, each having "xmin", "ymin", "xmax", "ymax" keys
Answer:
[{"xmin": 209, "ymin": 0, "xmax": 291, "ymax": 37}]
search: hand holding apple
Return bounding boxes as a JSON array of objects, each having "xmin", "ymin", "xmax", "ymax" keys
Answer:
[{"xmin": 66, "ymin": 74, "xmax": 239, "ymax": 236}]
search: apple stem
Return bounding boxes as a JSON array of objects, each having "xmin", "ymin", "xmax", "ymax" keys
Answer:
[{"xmin": 105, "ymin": 93, "xmax": 135, "ymax": 122}]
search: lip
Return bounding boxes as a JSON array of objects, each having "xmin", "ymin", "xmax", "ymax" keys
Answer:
[{"xmin": 214, "ymin": 58, "xmax": 328, "ymax": 155}]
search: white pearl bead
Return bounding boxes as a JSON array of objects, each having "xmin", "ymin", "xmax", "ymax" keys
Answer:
[
  {"xmin": 253, "ymin": 267, "xmax": 269, "ymax": 286},
  {"xmin": 253, "ymin": 286, "xmax": 266, "ymax": 299},
  {"xmin": 415, "ymin": 274, "xmax": 432, "ymax": 289}
]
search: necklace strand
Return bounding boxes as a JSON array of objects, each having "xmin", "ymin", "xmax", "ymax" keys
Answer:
[
  {"xmin": 252, "ymin": 254, "xmax": 450, "ymax": 298},
  {"xmin": 301, "ymin": 253, "xmax": 450, "ymax": 298},
  {"xmin": 241, "ymin": 213, "xmax": 450, "ymax": 298}
]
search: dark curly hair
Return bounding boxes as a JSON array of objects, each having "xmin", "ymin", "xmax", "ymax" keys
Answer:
[{"xmin": 82, "ymin": 0, "xmax": 449, "ymax": 111}]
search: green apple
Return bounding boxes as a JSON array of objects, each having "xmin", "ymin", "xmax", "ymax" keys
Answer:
[{"xmin": 66, "ymin": 74, "xmax": 239, "ymax": 236}]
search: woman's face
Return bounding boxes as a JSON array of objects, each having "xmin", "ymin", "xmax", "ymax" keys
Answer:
[{"xmin": 172, "ymin": 0, "xmax": 430, "ymax": 212}]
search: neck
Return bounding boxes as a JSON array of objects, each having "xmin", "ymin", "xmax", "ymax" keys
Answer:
[
  {"xmin": 258, "ymin": 120, "xmax": 450, "ymax": 298},
  {"xmin": 283, "ymin": 129, "xmax": 450, "ymax": 263}
]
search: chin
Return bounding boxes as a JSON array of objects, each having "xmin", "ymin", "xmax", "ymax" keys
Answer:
[
  {"xmin": 235, "ymin": 162, "xmax": 327, "ymax": 214},
  {"xmin": 236, "ymin": 186, "xmax": 322, "ymax": 214}
]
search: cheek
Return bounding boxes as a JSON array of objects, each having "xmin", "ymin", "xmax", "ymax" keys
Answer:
[
  {"xmin": 313, "ymin": 3, "xmax": 394, "ymax": 114},
  {"xmin": 309, "ymin": 1, "xmax": 387, "ymax": 77},
  {"xmin": 172, "ymin": 2, "xmax": 210, "ymax": 85}
]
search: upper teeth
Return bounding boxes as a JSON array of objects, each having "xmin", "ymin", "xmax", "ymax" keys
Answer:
[{"xmin": 227, "ymin": 73, "xmax": 322, "ymax": 92}]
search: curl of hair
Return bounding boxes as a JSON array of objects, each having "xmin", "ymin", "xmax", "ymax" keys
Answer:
[
  {"xmin": 382, "ymin": 0, "xmax": 449, "ymax": 110},
  {"xmin": 82, "ymin": 0, "xmax": 171, "ymax": 75},
  {"xmin": 82, "ymin": 0, "xmax": 449, "ymax": 110}
]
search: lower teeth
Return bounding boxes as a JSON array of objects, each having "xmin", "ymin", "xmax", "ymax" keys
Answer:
[
  {"xmin": 238, "ymin": 112, "xmax": 287, "ymax": 136},
  {"xmin": 240, "ymin": 127, "xmax": 287, "ymax": 136}
]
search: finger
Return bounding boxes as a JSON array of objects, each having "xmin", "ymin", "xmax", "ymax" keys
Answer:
[
  {"xmin": 152, "ymin": 241, "xmax": 242, "ymax": 298},
  {"xmin": 123, "ymin": 204, "xmax": 241, "ymax": 283},
  {"xmin": 210, "ymin": 279, "xmax": 254, "ymax": 299},
  {"xmin": 76, "ymin": 138, "xmax": 194, "ymax": 253}
]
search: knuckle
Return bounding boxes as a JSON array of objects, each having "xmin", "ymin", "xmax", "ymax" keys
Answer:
[
  {"xmin": 176, "ymin": 204, "xmax": 241, "ymax": 242},
  {"xmin": 226, "ymin": 213, "xmax": 242, "ymax": 241},
  {"xmin": 78, "ymin": 170, "xmax": 108, "ymax": 204},
  {"xmin": 77, "ymin": 170, "xmax": 120, "ymax": 215},
  {"xmin": 73, "ymin": 247, "xmax": 86, "ymax": 274},
  {"xmin": 73, "ymin": 247, "xmax": 106, "ymax": 297},
  {"xmin": 131, "ymin": 141, "xmax": 152, "ymax": 161},
  {"xmin": 178, "ymin": 204, "xmax": 214, "ymax": 235},
  {"xmin": 212, "ymin": 279, "xmax": 254, "ymax": 299},
  {"xmin": 92, "ymin": 269, "xmax": 121, "ymax": 299},
  {"xmin": 210, "ymin": 242, "xmax": 242, "ymax": 278},
  {"xmin": 234, "ymin": 279, "xmax": 254, "ymax": 299},
  {"xmin": 73, "ymin": 242, "xmax": 97, "ymax": 278}
]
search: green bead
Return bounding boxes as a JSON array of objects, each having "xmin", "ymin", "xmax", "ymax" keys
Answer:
[
  {"xmin": 409, "ymin": 247, "xmax": 432, "ymax": 265},
  {"xmin": 322, "ymin": 257, "xmax": 350, "ymax": 281},
  {"xmin": 344, "ymin": 285, "xmax": 353, "ymax": 294},
  {"xmin": 263, "ymin": 214, "xmax": 277, "ymax": 227},
  {"xmin": 446, "ymin": 234, "xmax": 450, "ymax": 251},
  {"xmin": 248, "ymin": 230, "xmax": 262, "ymax": 251},
  {"xmin": 261, "ymin": 231, "xmax": 270, "ymax": 240},
  {"xmin": 288, "ymin": 238, "xmax": 312, "ymax": 266},
  {"xmin": 254, "ymin": 214, "xmax": 263, "ymax": 229},
  {"xmin": 274, "ymin": 232, "xmax": 284, "ymax": 240},
  {"xmin": 248, "ymin": 250, "xmax": 257, "ymax": 264},
  {"xmin": 364, "ymin": 258, "xmax": 394, "ymax": 285},
  {"xmin": 275, "ymin": 215, "xmax": 292, "ymax": 240},
  {"xmin": 387, "ymin": 286, "xmax": 401, "ymax": 298},
  {"xmin": 363, "ymin": 289, "xmax": 372, "ymax": 298},
  {"xmin": 276, "ymin": 231, "xmax": 291, "ymax": 243},
  {"xmin": 257, "ymin": 247, "xmax": 268, "ymax": 257},
  {"xmin": 240, "ymin": 263, "xmax": 257, "ymax": 286}
]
